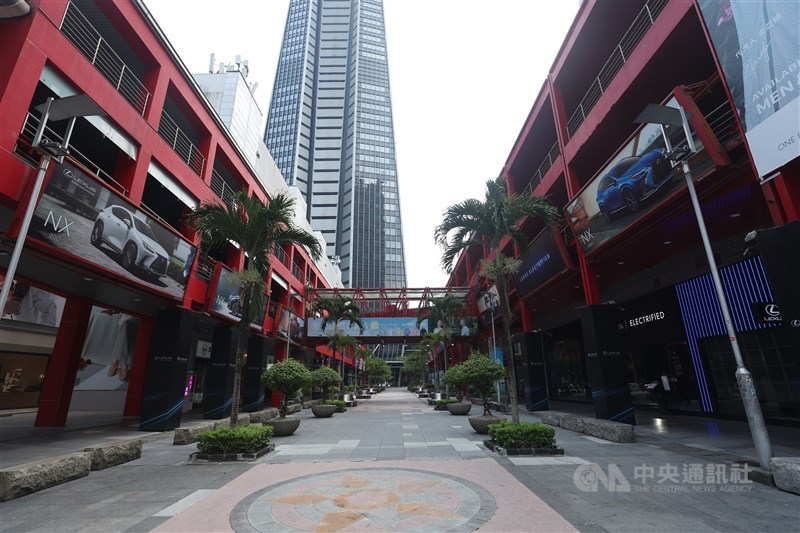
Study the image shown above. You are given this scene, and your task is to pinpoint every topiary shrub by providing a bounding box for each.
[434,399,458,410]
[326,400,347,412]
[262,358,312,417]
[196,425,273,454]
[448,352,505,416]
[311,366,343,401]
[487,420,556,449]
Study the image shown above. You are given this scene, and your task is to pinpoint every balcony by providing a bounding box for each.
[59,1,150,116]
[16,111,128,194]
[210,168,237,204]
[194,253,216,282]
[520,141,560,197]
[157,111,205,176]
[564,0,669,139]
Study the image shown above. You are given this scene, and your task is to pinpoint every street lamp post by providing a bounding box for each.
[635,103,773,470]
[0,95,105,314]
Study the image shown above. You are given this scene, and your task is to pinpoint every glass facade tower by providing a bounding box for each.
[264,0,406,288]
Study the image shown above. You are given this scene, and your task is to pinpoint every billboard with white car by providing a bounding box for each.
[29,160,195,300]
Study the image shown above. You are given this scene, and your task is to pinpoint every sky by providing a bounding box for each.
[144,0,581,288]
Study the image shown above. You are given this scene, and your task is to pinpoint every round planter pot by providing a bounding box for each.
[311,404,336,418]
[468,415,503,434]
[264,417,301,437]
[447,403,472,416]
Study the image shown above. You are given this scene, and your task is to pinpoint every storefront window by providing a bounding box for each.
[0,352,49,409]
[548,339,589,401]
[703,329,799,423]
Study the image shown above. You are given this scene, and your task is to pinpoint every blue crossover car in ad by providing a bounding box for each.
[595,148,677,223]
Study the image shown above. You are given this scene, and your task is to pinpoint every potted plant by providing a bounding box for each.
[454,351,506,432]
[442,364,472,415]
[310,366,341,418]
[261,358,311,436]
[193,425,275,461]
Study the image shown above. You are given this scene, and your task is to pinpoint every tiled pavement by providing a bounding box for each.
[0,390,797,532]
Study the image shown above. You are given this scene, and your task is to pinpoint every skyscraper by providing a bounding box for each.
[264,0,406,288]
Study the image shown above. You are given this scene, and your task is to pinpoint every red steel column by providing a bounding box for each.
[34,296,92,427]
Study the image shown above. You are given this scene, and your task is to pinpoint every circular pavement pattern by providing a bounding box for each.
[230,467,496,532]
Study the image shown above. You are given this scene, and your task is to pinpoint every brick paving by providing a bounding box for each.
[0,389,797,532]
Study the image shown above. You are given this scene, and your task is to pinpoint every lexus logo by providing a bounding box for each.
[765,304,781,317]
[63,168,73,178]
[791,319,800,328]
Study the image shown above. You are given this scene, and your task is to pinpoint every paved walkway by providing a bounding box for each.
[0,390,797,532]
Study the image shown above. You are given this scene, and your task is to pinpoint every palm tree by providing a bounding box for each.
[419,331,445,391]
[415,294,465,397]
[312,295,365,381]
[326,330,358,385]
[434,178,560,423]
[353,346,373,390]
[188,190,322,426]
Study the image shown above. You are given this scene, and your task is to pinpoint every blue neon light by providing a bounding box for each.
[674,257,778,414]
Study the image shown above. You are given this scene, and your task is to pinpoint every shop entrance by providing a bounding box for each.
[625,341,700,413]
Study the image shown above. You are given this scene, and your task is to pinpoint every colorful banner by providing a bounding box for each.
[30,161,195,300]
[698,0,800,180]
[564,97,715,254]
[307,317,429,338]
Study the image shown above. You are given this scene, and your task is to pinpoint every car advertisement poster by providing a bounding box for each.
[565,99,716,255]
[697,0,799,181]
[208,264,266,330]
[307,317,430,338]
[276,306,304,344]
[513,229,570,299]
[29,161,195,300]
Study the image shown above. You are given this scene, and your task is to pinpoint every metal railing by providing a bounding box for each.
[16,111,128,195]
[59,2,150,116]
[565,0,669,139]
[273,246,291,269]
[210,168,238,204]
[194,253,216,282]
[157,111,205,177]
[703,101,740,147]
[521,141,560,197]
[292,262,304,281]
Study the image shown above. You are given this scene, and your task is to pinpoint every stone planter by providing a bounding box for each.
[264,417,301,437]
[447,403,472,416]
[311,404,336,418]
[191,443,275,462]
[483,440,564,456]
[468,415,503,434]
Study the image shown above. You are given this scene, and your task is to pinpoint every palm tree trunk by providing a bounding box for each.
[443,342,449,398]
[496,270,520,424]
[229,288,253,426]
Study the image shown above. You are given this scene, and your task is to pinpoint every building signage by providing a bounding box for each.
[751,302,783,324]
[698,1,800,181]
[513,229,568,299]
[627,311,666,328]
[30,161,195,300]
[612,288,685,349]
[564,97,716,255]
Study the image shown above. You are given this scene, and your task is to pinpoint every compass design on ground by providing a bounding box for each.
[230,468,496,532]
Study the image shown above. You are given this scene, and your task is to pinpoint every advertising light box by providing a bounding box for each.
[564,97,717,255]
[29,161,195,300]
[307,317,430,338]
[513,229,570,299]
[208,264,266,330]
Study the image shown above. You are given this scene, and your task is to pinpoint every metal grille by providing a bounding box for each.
[59,2,150,116]
[157,111,205,176]
[565,0,669,139]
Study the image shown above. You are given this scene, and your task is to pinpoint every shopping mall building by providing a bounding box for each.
[450,0,799,425]
[0,0,343,429]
